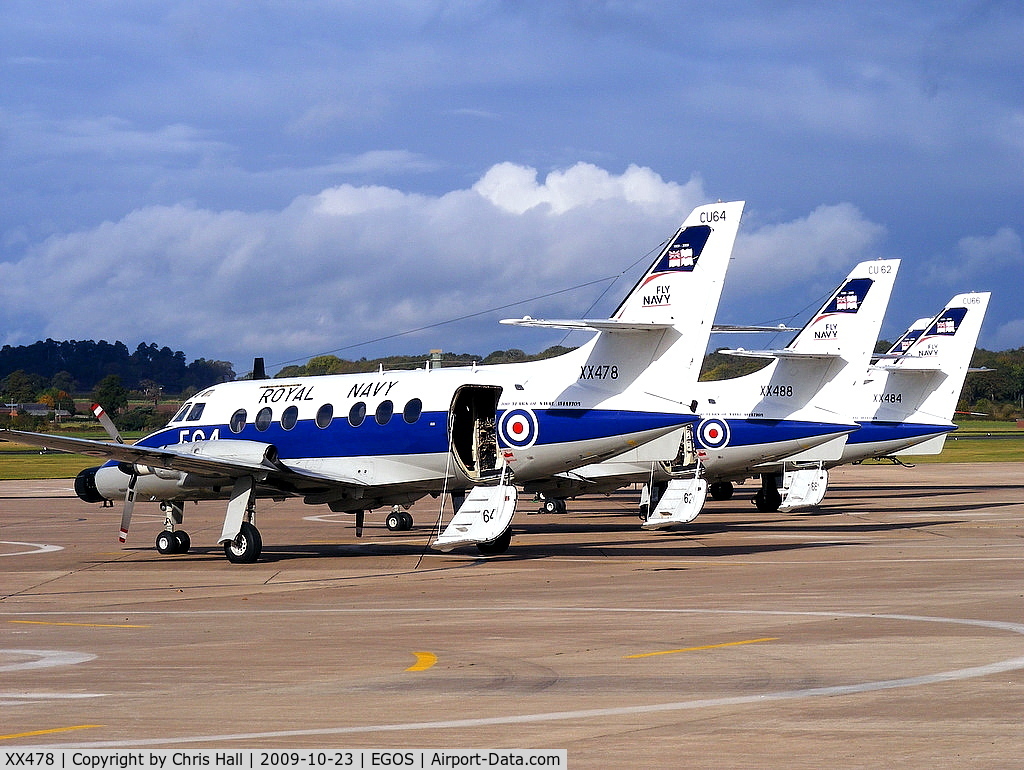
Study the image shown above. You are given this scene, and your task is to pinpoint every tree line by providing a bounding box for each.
[2,338,1021,430]
[0,339,234,399]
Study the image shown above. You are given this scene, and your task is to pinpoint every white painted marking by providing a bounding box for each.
[0,541,64,557]
[0,649,96,672]
[0,692,103,706]
[14,609,1024,749]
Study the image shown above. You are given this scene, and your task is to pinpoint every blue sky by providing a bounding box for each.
[2,1,1021,373]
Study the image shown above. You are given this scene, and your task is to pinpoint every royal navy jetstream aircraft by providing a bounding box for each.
[842,291,991,461]
[0,200,745,562]
[520,258,899,527]
[764,291,992,511]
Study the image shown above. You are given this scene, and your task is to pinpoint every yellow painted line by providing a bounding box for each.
[625,637,778,659]
[0,725,103,741]
[9,620,149,629]
[406,651,438,672]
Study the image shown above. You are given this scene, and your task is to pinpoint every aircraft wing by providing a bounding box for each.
[0,428,367,488]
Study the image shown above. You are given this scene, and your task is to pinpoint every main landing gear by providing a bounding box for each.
[753,472,783,512]
[223,521,262,564]
[385,506,414,531]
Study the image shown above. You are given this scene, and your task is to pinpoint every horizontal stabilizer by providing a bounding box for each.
[711,324,799,333]
[500,316,674,333]
[718,348,840,361]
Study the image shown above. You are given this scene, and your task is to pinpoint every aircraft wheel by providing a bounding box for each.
[155,530,178,555]
[542,499,560,514]
[399,512,414,530]
[709,482,734,501]
[385,511,403,531]
[753,490,781,512]
[173,531,191,554]
[638,503,650,521]
[476,527,512,556]
[224,521,262,564]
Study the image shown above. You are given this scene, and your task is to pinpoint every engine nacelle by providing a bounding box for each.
[74,466,108,503]
[180,439,280,467]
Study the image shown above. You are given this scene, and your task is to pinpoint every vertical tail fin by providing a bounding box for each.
[782,259,901,416]
[786,259,900,360]
[504,201,745,399]
[883,291,991,424]
[613,200,744,331]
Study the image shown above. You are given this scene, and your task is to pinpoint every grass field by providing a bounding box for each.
[2,421,1021,480]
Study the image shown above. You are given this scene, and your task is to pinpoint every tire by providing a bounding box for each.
[476,527,512,556]
[709,482,734,501]
[754,489,781,512]
[543,499,559,514]
[385,512,402,531]
[399,511,414,530]
[224,521,262,564]
[155,530,178,555]
[173,530,191,554]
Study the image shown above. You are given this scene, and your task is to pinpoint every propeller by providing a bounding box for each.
[91,403,137,543]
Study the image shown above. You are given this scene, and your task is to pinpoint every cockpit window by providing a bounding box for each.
[171,403,192,422]
[229,409,247,433]
[186,403,206,421]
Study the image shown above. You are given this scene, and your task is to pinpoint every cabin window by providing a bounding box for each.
[348,401,366,427]
[186,403,206,421]
[171,404,191,423]
[229,409,247,433]
[316,403,334,429]
[255,407,273,432]
[375,400,393,425]
[403,398,422,424]
[281,405,298,431]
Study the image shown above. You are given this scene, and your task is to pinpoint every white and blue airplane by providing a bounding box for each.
[519,258,900,526]
[0,200,745,562]
[841,291,991,461]
[713,290,990,513]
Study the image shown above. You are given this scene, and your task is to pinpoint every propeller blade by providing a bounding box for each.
[118,473,138,543]
[92,403,125,444]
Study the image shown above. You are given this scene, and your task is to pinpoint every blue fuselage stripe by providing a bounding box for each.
[846,421,956,445]
[135,408,699,459]
[698,419,849,449]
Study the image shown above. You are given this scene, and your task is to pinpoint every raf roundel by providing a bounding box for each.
[498,408,539,449]
[697,418,731,450]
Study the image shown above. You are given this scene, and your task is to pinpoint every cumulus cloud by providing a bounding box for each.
[0,162,896,369]
[935,226,1024,284]
[730,203,887,292]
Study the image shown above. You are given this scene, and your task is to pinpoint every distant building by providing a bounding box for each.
[5,403,71,418]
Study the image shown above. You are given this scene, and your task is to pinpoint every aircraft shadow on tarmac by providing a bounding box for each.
[107,512,969,564]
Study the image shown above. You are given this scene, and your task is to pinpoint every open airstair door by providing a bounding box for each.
[448,384,502,482]
[778,466,828,511]
[435,384,518,554]
[432,483,518,553]
[641,476,708,530]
